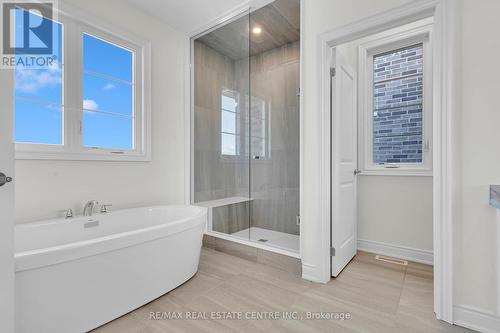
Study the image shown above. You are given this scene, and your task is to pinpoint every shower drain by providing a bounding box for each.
[258,239,268,242]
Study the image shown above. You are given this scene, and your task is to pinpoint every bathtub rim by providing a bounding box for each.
[15,205,207,273]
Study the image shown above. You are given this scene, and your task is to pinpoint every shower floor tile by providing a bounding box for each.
[231,227,300,252]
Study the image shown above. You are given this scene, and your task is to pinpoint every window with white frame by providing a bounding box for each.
[220,91,268,159]
[359,20,432,175]
[83,33,135,150]
[249,96,267,159]
[14,9,150,161]
[220,90,240,156]
[14,12,64,146]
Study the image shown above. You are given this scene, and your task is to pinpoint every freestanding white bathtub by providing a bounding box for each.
[14,205,207,333]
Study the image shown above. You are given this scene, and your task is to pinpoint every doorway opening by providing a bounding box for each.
[330,17,434,277]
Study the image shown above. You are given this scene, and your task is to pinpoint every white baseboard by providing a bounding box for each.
[454,305,500,333]
[357,239,433,265]
[302,263,327,283]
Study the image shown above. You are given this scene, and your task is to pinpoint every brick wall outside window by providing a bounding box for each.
[372,43,423,164]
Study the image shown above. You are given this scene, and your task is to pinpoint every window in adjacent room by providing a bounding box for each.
[359,20,432,175]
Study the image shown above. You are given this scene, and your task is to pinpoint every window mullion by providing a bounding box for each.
[62,20,83,153]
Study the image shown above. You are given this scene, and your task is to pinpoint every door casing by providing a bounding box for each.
[0,66,15,332]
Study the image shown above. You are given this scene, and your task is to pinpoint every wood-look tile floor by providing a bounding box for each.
[91,249,476,333]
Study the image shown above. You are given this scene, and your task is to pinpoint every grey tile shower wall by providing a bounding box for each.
[194,40,300,237]
[247,42,300,235]
[372,44,423,164]
[193,41,250,203]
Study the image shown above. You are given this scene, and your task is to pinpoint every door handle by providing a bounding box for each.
[0,172,13,187]
[354,169,362,175]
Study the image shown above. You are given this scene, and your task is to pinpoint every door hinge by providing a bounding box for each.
[330,67,336,77]
[330,247,336,256]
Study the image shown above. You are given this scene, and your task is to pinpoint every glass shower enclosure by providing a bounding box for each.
[191,0,300,255]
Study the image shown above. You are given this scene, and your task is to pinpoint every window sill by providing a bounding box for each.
[359,168,432,177]
[15,150,151,162]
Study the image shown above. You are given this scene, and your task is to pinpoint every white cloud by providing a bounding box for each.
[15,65,62,94]
[83,99,99,111]
[103,83,116,91]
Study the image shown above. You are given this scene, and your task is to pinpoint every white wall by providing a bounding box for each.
[457,0,500,316]
[15,0,187,223]
[358,176,433,251]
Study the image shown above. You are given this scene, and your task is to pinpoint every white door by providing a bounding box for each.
[330,46,358,277]
[0,68,15,332]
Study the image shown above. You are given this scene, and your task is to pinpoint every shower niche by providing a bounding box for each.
[191,0,300,255]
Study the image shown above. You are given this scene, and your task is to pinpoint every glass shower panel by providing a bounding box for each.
[249,0,301,252]
[193,13,251,238]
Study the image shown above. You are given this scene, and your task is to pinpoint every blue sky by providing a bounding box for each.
[15,10,134,150]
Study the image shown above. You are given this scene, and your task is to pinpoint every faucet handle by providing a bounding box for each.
[100,204,112,213]
[65,208,73,219]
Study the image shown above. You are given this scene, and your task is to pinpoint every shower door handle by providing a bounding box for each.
[0,172,13,187]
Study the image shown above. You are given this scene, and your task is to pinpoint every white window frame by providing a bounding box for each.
[358,18,433,176]
[220,89,241,158]
[249,95,268,160]
[14,6,151,161]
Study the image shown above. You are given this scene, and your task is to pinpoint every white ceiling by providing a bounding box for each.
[125,0,249,33]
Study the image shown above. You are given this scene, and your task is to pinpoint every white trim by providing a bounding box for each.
[14,2,152,161]
[316,0,457,323]
[497,211,500,317]
[357,19,433,176]
[453,305,500,333]
[205,231,300,259]
[0,57,15,333]
[184,33,193,204]
[357,239,433,265]
[186,0,274,38]
[301,263,318,282]
[298,0,304,273]
[188,3,249,39]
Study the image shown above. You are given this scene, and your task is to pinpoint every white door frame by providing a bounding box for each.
[0,67,15,332]
[317,0,459,323]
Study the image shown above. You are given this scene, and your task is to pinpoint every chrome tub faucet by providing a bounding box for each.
[83,200,99,216]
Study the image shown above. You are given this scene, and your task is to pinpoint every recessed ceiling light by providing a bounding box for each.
[252,26,262,34]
